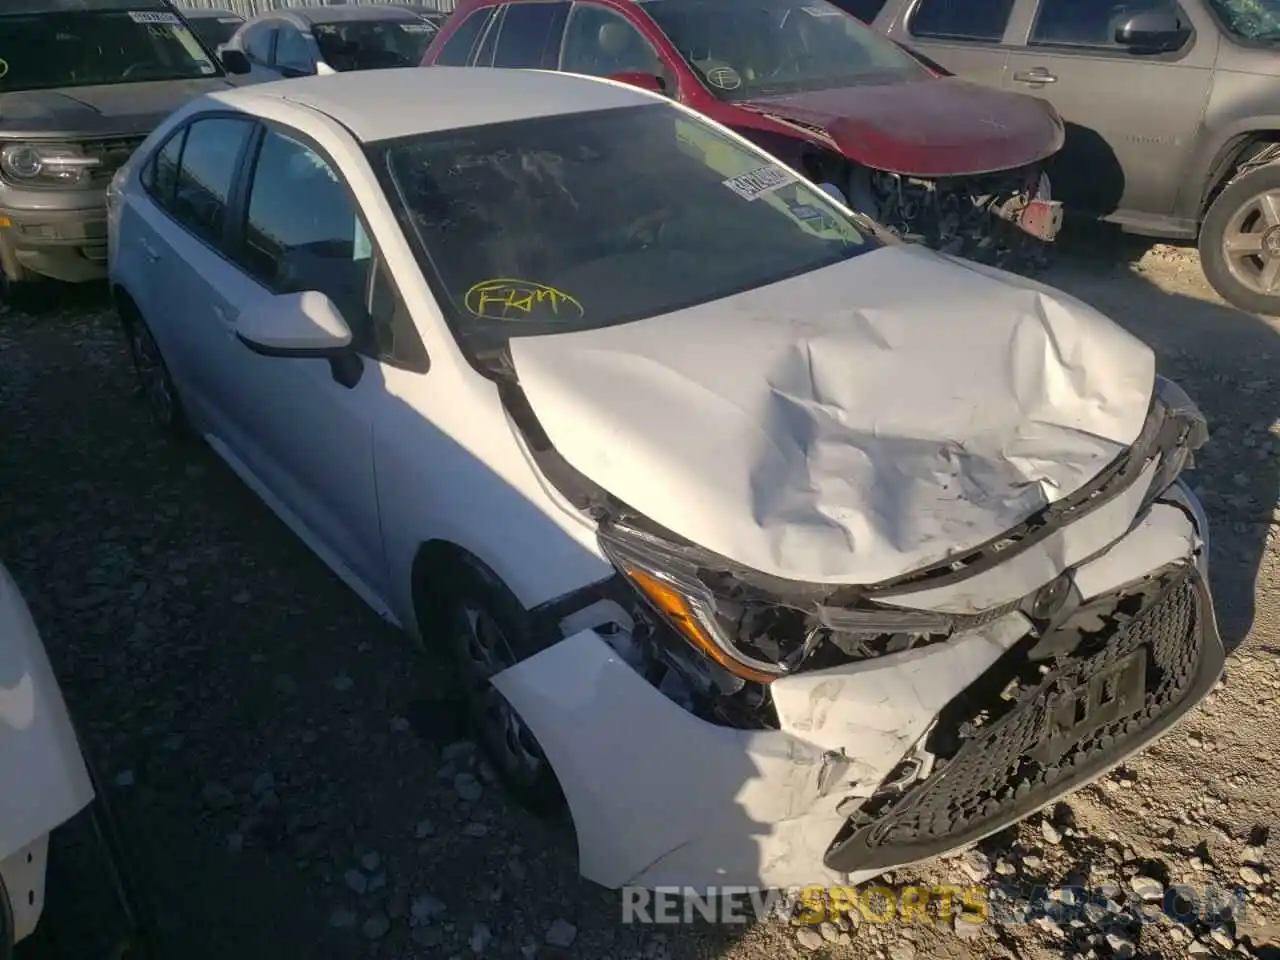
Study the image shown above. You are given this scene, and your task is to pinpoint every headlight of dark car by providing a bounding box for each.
[0,142,100,188]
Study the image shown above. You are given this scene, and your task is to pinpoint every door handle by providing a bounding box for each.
[139,238,161,263]
[1012,68,1058,85]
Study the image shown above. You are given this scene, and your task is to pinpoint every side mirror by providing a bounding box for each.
[219,48,252,75]
[237,291,363,387]
[237,291,352,356]
[1114,8,1189,51]
[315,61,338,76]
[607,71,666,95]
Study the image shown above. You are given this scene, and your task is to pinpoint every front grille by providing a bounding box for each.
[825,565,1222,873]
[82,137,146,185]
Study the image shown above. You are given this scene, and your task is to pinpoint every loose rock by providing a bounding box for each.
[361,912,391,940]
[470,922,493,953]
[795,927,824,951]
[545,918,577,949]
[454,773,483,802]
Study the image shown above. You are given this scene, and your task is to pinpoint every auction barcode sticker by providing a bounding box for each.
[722,164,795,201]
[128,10,181,24]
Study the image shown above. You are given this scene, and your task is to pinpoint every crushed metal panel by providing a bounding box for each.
[877,459,1160,614]
[0,565,94,862]
[510,243,1154,586]
[770,613,1031,768]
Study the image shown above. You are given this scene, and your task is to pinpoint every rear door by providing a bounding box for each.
[882,0,1019,88]
[1001,0,1214,221]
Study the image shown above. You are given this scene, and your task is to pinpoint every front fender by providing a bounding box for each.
[0,563,94,862]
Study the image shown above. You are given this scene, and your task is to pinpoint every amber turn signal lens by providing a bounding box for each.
[626,567,778,685]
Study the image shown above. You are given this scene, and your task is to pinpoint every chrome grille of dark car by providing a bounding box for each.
[81,136,146,184]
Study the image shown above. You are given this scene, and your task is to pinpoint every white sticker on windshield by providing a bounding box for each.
[400,23,435,33]
[722,164,796,202]
[127,10,182,24]
[801,4,844,15]
[218,17,242,23]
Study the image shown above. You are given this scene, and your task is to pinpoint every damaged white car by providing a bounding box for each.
[1,561,153,957]
[106,67,1223,891]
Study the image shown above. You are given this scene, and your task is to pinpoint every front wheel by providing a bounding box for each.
[120,310,190,441]
[436,566,566,818]
[1200,162,1280,315]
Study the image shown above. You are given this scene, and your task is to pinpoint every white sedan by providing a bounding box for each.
[106,67,1223,891]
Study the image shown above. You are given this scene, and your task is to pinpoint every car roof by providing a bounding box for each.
[207,67,658,143]
[251,4,422,27]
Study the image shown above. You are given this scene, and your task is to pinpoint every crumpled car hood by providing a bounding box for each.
[510,243,1155,586]
[738,77,1065,178]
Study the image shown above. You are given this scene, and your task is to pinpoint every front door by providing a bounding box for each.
[885,0,1017,89]
[1002,0,1215,221]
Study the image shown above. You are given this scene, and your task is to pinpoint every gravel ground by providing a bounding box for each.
[3,232,1279,960]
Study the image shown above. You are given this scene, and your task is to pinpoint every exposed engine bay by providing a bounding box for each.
[804,151,1061,274]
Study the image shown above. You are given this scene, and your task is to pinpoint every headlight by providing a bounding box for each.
[0,142,100,187]
[598,522,789,685]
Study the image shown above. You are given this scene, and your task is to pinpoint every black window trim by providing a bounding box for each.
[226,117,431,375]
[904,0,1018,45]
[1024,0,1197,60]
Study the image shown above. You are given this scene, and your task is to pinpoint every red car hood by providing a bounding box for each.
[739,77,1064,178]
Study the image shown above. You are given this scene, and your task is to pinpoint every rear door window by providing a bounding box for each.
[908,0,1014,41]
[491,2,570,67]
[435,6,499,64]
[1030,0,1186,48]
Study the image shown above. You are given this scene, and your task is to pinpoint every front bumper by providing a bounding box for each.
[0,204,109,283]
[491,488,1221,890]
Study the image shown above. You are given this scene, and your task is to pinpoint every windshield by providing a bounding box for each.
[187,15,243,49]
[313,19,437,70]
[1206,0,1280,40]
[0,9,219,92]
[639,0,927,100]
[376,103,876,342]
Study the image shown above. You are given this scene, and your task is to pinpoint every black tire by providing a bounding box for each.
[118,306,191,442]
[1200,162,1280,315]
[427,562,566,818]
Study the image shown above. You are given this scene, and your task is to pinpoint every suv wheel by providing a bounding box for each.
[1201,162,1280,315]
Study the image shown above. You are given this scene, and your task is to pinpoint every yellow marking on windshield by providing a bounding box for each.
[464,279,583,321]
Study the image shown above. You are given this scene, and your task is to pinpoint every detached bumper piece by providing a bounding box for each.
[825,564,1223,873]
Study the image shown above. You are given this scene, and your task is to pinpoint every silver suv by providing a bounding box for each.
[0,0,243,301]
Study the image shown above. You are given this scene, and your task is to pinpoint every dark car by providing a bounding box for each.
[177,6,245,50]
[222,3,438,82]
[421,0,1068,272]
[846,0,1280,314]
[0,0,244,300]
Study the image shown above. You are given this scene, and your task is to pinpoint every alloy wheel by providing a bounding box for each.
[1220,188,1280,297]
[127,323,176,429]
[452,604,548,784]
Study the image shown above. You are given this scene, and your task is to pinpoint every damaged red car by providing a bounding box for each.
[421,0,1066,270]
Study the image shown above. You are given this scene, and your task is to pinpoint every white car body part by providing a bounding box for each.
[106,69,1223,892]
[0,562,94,947]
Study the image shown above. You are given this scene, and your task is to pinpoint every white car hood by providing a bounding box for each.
[509,243,1155,585]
